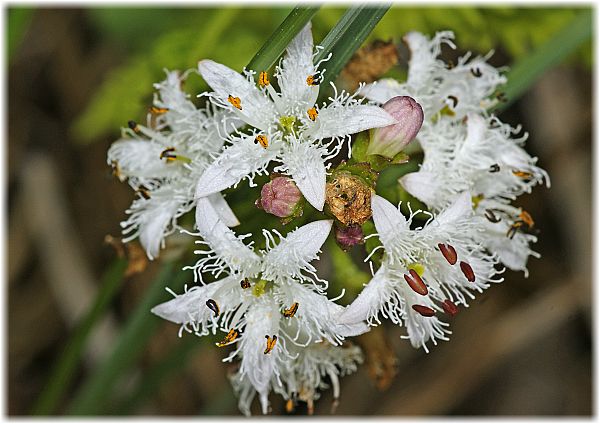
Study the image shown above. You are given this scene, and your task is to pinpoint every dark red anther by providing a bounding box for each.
[403,269,428,296]
[459,261,475,282]
[438,243,457,265]
[412,304,436,317]
[442,299,459,316]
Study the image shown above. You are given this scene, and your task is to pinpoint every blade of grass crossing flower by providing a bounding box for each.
[316,4,391,90]
[496,8,592,111]
[246,5,320,74]
[30,258,128,415]
[67,262,190,415]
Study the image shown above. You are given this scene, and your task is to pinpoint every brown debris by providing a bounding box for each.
[104,235,149,277]
[325,173,373,226]
[340,39,399,91]
[358,327,398,391]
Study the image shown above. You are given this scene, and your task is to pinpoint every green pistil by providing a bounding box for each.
[252,279,269,297]
[279,115,297,134]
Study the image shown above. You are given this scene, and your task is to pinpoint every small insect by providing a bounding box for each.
[160,147,177,162]
[127,120,140,132]
[215,329,238,347]
[150,106,169,114]
[459,261,476,282]
[306,74,321,86]
[240,278,251,289]
[489,163,500,173]
[412,304,436,317]
[437,243,458,265]
[484,209,501,223]
[227,95,242,110]
[447,95,458,109]
[254,134,269,148]
[283,302,299,318]
[137,186,151,200]
[471,67,482,77]
[258,71,270,88]
[206,299,220,317]
[307,107,318,121]
[264,335,278,354]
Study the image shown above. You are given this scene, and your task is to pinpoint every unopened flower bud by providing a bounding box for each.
[257,176,303,219]
[367,96,424,158]
[335,225,364,251]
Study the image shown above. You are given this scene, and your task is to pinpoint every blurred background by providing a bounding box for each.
[7,5,592,416]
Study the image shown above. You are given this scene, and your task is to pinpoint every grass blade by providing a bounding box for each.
[67,262,190,415]
[30,258,128,415]
[316,4,391,90]
[496,8,592,111]
[246,5,320,73]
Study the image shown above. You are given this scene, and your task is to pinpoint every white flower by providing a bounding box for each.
[152,198,367,414]
[336,192,502,351]
[194,22,397,211]
[400,113,550,274]
[107,69,241,259]
[362,31,506,123]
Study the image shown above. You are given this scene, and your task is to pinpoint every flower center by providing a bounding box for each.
[279,115,297,134]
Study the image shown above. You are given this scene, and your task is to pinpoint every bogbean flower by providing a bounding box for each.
[152,198,367,414]
[107,70,241,259]
[336,192,502,351]
[362,31,506,123]
[400,113,550,274]
[194,22,397,211]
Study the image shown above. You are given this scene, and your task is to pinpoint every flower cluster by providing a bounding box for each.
[107,25,548,415]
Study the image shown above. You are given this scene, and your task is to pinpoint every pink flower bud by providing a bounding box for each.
[367,96,424,158]
[334,225,364,251]
[258,176,303,218]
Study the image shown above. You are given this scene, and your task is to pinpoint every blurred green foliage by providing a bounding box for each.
[6,6,585,144]
[7,7,34,61]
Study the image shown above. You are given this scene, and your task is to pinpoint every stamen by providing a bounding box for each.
[160,147,176,161]
[403,270,428,296]
[495,91,508,103]
[264,335,277,354]
[258,71,270,88]
[307,107,318,121]
[110,160,122,180]
[150,106,169,114]
[283,302,299,318]
[506,221,524,239]
[438,243,457,265]
[206,299,220,317]
[128,120,140,132]
[240,278,251,289]
[215,329,238,347]
[306,74,321,86]
[227,95,242,110]
[459,261,476,282]
[412,304,435,317]
[137,187,151,200]
[286,399,295,413]
[519,210,535,228]
[512,170,533,179]
[447,95,458,109]
[489,164,500,173]
[254,134,269,148]
[484,209,501,223]
[471,67,482,77]
[442,299,459,316]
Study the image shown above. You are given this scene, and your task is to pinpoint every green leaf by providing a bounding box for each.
[31,258,128,415]
[67,262,190,415]
[7,7,35,62]
[315,4,391,90]
[247,5,320,73]
[495,8,592,111]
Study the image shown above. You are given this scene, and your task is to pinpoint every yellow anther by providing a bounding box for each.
[258,71,270,88]
[227,95,242,110]
[307,107,318,121]
[264,335,278,354]
[150,106,169,114]
[512,170,533,179]
[471,194,484,210]
[283,302,299,318]
[159,147,191,164]
[306,74,321,86]
[254,134,269,148]
[216,329,239,347]
[240,278,251,289]
[519,210,535,229]
[137,187,151,200]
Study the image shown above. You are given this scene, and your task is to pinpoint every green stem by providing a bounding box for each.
[30,257,128,415]
[67,262,190,415]
[496,8,592,111]
[246,5,320,73]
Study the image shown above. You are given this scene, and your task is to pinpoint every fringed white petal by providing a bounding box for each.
[307,104,397,140]
[362,79,405,104]
[207,192,240,227]
[371,194,407,235]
